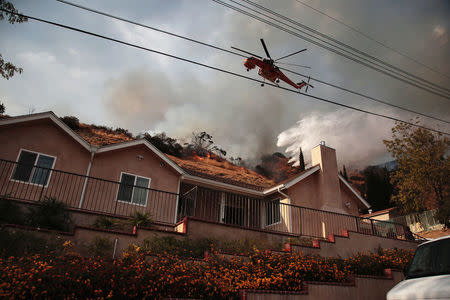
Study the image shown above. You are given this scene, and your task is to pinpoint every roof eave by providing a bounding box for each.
[338,174,371,209]
[181,174,264,196]
[0,111,92,152]
[96,139,185,175]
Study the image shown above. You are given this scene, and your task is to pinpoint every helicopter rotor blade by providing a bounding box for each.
[275,48,307,61]
[231,46,263,59]
[260,38,272,59]
[276,62,311,69]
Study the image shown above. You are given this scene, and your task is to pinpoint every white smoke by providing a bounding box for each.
[276,109,396,168]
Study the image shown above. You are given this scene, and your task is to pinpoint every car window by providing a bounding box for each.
[407,238,450,279]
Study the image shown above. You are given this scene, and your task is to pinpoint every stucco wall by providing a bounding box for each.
[0,120,182,223]
[85,145,181,223]
[0,119,91,173]
[339,180,361,216]
[311,144,344,212]
[286,172,321,209]
[243,271,404,300]
[283,172,360,237]
[0,120,91,205]
[291,230,418,258]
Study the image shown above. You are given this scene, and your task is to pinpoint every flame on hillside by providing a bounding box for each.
[191,152,204,161]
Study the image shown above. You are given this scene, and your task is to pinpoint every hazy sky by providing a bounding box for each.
[1,0,449,168]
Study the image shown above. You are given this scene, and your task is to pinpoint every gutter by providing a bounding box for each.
[181,174,263,197]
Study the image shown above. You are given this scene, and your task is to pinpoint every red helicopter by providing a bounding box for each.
[232,39,314,91]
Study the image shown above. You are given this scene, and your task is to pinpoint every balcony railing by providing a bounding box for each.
[177,185,425,241]
[0,159,178,224]
[0,158,424,241]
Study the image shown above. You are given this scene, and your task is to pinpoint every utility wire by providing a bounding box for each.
[55,0,450,124]
[2,8,448,136]
[294,0,450,79]
[213,0,450,100]
[239,0,450,95]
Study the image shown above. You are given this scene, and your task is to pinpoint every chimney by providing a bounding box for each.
[311,142,345,213]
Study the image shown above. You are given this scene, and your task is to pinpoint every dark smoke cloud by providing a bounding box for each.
[5,0,444,167]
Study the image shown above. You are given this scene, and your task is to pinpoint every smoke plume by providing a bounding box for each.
[277,109,396,168]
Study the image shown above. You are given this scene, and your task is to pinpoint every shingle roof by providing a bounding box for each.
[73,123,275,190]
[75,124,133,146]
[167,155,275,190]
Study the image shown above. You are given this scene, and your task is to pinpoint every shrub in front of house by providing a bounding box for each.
[140,235,214,259]
[92,216,127,231]
[0,197,24,225]
[87,236,114,258]
[26,197,72,231]
[218,238,281,255]
[129,211,152,227]
[345,248,414,276]
[0,247,414,299]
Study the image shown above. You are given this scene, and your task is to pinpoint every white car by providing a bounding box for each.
[386,235,450,300]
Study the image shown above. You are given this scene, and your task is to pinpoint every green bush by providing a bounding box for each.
[219,238,281,254]
[92,216,126,230]
[284,236,314,247]
[27,197,72,231]
[129,211,152,227]
[93,216,115,229]
[60,116,80,130]
[88,236,113,257]
[137,237,281,258]
[0,198,24,225]
[141,236,214,258]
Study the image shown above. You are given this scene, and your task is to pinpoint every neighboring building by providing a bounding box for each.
[360,207,400,222]
[363,207,444,234]
[0,112,371,239]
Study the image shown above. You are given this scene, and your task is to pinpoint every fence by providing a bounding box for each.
[0,159,178,224]
[392,209,443,233]
[176,185,423,241]
[1,158,422,241]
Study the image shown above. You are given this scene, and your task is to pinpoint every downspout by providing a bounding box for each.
[78,149,96,209]
[277,187,293,233]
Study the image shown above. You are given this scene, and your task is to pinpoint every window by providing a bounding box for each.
[117,173,150,206]
[265,199,281,226]
[11,149,56,186]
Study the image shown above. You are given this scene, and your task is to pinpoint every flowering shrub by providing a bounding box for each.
[345,248,414,276]
[0,247,414,299]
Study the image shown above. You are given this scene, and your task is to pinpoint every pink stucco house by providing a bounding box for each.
[0,111,387,239]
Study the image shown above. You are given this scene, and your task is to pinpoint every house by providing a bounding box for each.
[1,111,377,240]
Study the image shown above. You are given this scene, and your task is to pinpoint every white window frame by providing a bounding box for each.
[116,172,151,207]
[10,148,57,188]
[265,198,282,227]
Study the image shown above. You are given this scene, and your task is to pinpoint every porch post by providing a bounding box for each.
[173,178,181,224]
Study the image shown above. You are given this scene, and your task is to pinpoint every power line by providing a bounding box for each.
[2,8,448,136]
[239,0,450,95]
[235,0,450,96]
[212,0,450,99]
[56,0,450,124]
[294,0,450,79]
[283,67,450,124]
